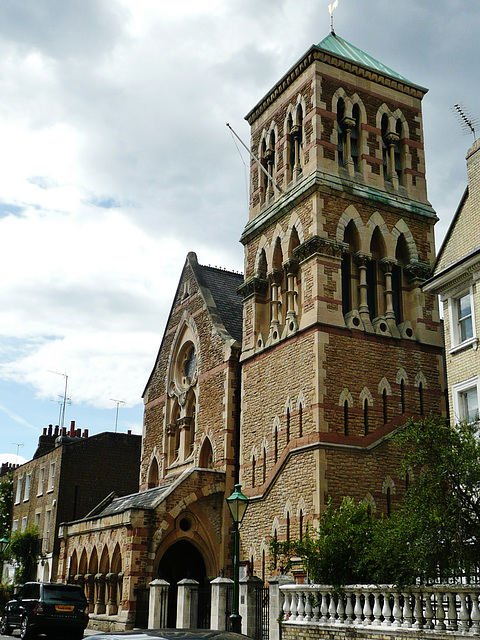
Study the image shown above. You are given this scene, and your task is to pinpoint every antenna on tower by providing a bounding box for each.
[48,371,69,429]
[110,398,126,433]
[452,103,478,141]
[328,0,339,34]
[12,442,24,464]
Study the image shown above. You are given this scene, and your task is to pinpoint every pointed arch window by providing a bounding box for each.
[286,512,290,542]
[351,104,360,171]
[252,456,256,488]
[262,448,267,485]
[274,425,278,463]
[363,399,369,435]
[286,408,290,443]
[298,404,303,438]
[344,400,349,435]
[341,219,360,317]
[400,380,406,413]
[418,382,424,415]
[299,510,303,540]
[394,119,403,185]
[337,98,346,167]
[382,389,388,424]
[381,114,389,182]
[286,114,295,183]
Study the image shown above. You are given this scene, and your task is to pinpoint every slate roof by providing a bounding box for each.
[317,32,424,89]
[92,485,172,517]
[197,264,244,344]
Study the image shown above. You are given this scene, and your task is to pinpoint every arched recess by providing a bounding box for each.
[89,547,99,574]
[100,546,110,573]
[199,437,214,469]
[148,457,159,488]
[69,550,78,581]
[157,540,208,629]
[79,549,87,574]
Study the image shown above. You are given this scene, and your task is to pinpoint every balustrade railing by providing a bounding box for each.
[279,584,480,634]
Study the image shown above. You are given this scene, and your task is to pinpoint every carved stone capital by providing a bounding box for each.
[178,416,193,430]
[340,116,356,131]
[268,268,284,285]
[385,131,399,146]
[294,236,348,262]
[291,124,302,141]
[404,261,432,283]
[283,258,300,275]
[237,277,269,301]
[166,423,176,436]
[379,258,397,274]
[352,252,370,267]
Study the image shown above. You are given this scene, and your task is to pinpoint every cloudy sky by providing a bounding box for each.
[0,0,478,463]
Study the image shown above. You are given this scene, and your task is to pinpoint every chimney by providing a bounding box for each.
[69,421,75,437]
[48,424,53,436]
[466,139,480,213]
[54,425,59,436]
[82,429,89,438]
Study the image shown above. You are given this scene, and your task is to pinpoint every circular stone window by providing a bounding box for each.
[179,517,192,532]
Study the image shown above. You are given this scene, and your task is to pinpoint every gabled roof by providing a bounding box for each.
[86,485,172,518]
[317,33,419,86]
[143,252,243,397]
[192,261,244,345]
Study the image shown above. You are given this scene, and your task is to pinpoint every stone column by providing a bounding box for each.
[84,573,95,613]
[268,575,295,640]
[239,575,263,638]
[94,573,106,615]
[210,577,234,630]
[106,573,118,616]
[176,579,199,629]
[353,253,372,330]
[149,579,169,629]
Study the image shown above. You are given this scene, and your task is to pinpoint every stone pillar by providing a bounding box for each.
[268,575,295,640]
[106,573,118,616]
[210,577,234,630]
[149,579,169,629]
[84,574,95,613]
[94,573,106,615]
[176,579,199,629]
[239,575,263,638]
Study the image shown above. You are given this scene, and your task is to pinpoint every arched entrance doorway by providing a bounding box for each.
[158,540,208,628]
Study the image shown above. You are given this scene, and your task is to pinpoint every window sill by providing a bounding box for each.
[449,336,478,355]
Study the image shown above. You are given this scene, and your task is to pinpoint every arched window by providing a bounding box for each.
[148,458,159,488]
[298,404,303,438]
[337,98,346,167]
[381,114,389,182]
[286,114,295,183]
[344,400,349,435]
[286,512,290,542]
[262,448,267,485]
[274,424,278,463]
[367,227,386,320]
[400,380,406,413]
[341,219,360,316]
[199,438,214,469]
[351,104,360,171]
[364,399,369,435]
[260,139,268,204]
[394,119,403,185]
[286,408,290,443]
[418,382,424,415]
[299,510,303,540]
[382,389,388,424]
[393,233,409,324]
[252,456,256,488]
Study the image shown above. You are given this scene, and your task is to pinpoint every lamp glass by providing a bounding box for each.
[226,484,249,524]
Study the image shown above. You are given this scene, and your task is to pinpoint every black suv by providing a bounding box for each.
[0,581,89,639]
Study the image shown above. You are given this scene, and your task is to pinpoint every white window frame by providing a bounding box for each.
[449,286,477,353]
[12,519,18,532]
[37,466,45,496]
[15,477,23,505]
[47,462,56,492]
[21,516,28,532]
[24,473,32,502]
[452,376,480,424]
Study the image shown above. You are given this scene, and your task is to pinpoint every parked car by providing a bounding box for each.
[87,631,253,640]
[0,581,89,639]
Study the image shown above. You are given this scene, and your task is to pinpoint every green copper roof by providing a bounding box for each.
[318,32,420,87]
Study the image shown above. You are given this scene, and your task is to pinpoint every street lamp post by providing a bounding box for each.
[226,484,249,634]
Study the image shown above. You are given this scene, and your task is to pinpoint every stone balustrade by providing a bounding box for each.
[279,583,480,634]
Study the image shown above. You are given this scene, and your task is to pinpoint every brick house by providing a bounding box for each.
[57,32,445,632]
[424,138,480,421]
[10,423,141,583]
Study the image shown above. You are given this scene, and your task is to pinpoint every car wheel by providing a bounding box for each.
[0,614,13,635]
[19,616,35,639]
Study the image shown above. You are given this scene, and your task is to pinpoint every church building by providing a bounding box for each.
[57,32,445,632]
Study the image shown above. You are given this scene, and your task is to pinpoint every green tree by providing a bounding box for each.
[0,472,13,539]
[272,415,480,586]
[8,528,39,584]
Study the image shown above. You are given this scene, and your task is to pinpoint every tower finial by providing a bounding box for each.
[328,0,339,34]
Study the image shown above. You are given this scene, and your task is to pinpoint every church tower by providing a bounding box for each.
[238,33,445,578]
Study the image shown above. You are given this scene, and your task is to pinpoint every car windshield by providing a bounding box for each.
[43,586,85,603]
